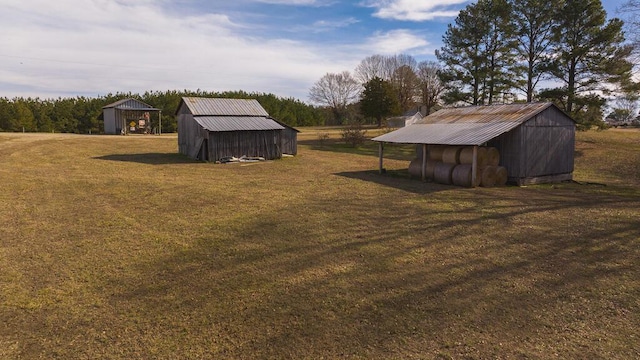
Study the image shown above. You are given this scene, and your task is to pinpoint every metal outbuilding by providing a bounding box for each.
[102,98,161,135]
[176,97,298,162]
[372,102,576,186]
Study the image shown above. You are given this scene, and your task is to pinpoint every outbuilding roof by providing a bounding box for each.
[180,97,269,117]
[373,102,571,145]
[195,116,284,132]
[102,98,159,111]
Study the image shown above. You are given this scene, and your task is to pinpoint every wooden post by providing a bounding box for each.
[471,145,478,188]
[159,110,162,135]
[422,144,427,181]
[378,142,384,174]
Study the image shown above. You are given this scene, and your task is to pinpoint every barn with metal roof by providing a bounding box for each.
[102,98,161,135]
[373,102,576,186]
[176,97,298,162]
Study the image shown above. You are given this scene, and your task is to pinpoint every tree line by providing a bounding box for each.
[0,90,327,133]
[309,0,639,129]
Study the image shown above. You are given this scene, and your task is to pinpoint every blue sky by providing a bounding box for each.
[0,0,629,102]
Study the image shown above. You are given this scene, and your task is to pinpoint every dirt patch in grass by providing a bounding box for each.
[1,131,639,359]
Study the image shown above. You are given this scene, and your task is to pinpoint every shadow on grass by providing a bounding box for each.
[93,153,197,165]
[335,169,450,194]
[298,139,416,161]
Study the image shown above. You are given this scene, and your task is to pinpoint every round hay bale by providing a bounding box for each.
[428,145,446,161]
[433,162,456,185]
[486,147,500,166]
[459,146,488,167]
[426,160,437,179]
[480,166,497,187]
[495,166,508,186]
[442,146,462,164]
[477,147,488,167]
[452,164,473,187]
[409,158,439,179]
[408,158,422,178]
[458,147,473,164]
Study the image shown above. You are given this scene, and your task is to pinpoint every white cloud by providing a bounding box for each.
[363,29,430,55]
[362,0,468,21]
[0,0,353,100]
[254,0,331,5]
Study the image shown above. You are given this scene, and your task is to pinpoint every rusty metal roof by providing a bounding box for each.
[181,97,269,117]
[417,102,554,124]
[102,98,159,111]
[195,116,284,132]
[373,102,564,145]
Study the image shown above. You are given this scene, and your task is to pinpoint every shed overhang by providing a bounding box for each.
[372,122,522,146]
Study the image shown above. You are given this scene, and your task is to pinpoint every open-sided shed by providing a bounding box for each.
[102,98,161,135]
[372,102,576,186]
[176,97,297,162]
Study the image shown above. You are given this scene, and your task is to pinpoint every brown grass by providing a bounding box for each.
[1,130,639,359]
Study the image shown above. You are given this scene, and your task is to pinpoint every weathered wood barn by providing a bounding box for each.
[102,98,161,135]
[176,97,298,162]
[373,102,576,185]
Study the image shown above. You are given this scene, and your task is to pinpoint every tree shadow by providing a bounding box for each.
[93,153,197,165]
[335,169,452,194]
[298,139,415,161]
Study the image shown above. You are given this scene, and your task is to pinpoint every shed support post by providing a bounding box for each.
[379,142,384,174]
[421,144,427,181]
[159,111,162,135]
[472,145,478,188]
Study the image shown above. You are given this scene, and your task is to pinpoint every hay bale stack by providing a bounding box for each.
[408,158,422,178]
[486,147,500,166]
[434,162,456,185]
[428,145,446,161]
[451,164,482,187]
[442,146,462,164]
[409,158,438,179]
[480,166,497,187]
[459,146,488,167]
[495,166,508,186]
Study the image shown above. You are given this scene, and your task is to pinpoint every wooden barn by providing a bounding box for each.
[176,97,298,162]
[373,102,576,186]
[102,98,161,135]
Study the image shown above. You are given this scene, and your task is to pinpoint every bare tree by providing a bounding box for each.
[620,0,640,78]
[386,54,419,112]
[309,71,360,124]
[354,55,387,84]
[416,61,445,115]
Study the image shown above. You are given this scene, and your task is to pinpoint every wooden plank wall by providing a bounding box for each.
[489,107,575,183]
[209,130,283,161]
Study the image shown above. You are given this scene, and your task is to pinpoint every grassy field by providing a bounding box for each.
[1,129,639,359]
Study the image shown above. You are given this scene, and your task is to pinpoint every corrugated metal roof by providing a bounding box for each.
[182,97,269,116]
[195,116,284,132]
[373,122,523,145]
[373,102,566,145]
[102,98,159,110]
[415,102,553,124]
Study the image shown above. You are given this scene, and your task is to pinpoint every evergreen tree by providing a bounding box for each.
[510,0,559,102]
[359,77,400,127]
[541,0,633,127]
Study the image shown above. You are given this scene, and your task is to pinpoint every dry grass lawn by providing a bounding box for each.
[1,129,639,359]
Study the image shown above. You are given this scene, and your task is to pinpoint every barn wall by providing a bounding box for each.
[281,127,298,155]
[103,108,117,134]
[208,130,283,161]
[489,107,575,184]
[177,110,207,159]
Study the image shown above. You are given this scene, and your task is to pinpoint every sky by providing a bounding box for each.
[0,0,630,103]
